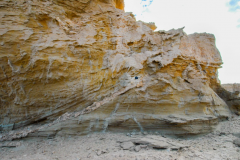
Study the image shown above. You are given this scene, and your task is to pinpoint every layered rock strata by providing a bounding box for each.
[0,0,230,137]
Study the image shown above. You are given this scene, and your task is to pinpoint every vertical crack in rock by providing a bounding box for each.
[102,103,120,133]
[133,116,144,133]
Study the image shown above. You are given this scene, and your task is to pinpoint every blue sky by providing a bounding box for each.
[228,0,240,27]
[125,0,240,84]
[228,0,240,11]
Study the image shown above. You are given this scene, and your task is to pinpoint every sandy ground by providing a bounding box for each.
[0,117,240,160]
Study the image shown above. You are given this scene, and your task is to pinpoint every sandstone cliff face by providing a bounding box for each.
[0,0,230,136]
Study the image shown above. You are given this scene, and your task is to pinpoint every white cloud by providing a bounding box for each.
[125,0,240,84]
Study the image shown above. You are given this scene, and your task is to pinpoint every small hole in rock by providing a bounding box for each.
[135,76,138,79]
[134,143,141,145]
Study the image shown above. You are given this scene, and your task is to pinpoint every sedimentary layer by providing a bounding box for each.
[0,0,230,136]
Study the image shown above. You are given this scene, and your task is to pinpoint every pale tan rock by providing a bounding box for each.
[0,0,231,139]
[222,83,240,93]
[120,141,134,150]
[220,83,240,115]
[140,21,157,31]
[134,145,141,152]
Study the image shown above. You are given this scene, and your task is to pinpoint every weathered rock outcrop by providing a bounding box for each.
[0,0,231,138]
[222,84,240,92]
[220,84,240,115]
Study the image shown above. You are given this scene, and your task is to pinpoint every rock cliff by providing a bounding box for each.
[0,0,231,139]
[221,84,240,115]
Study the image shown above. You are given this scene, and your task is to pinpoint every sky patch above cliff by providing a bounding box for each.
[228,0,240,11]
[125,0,240,84]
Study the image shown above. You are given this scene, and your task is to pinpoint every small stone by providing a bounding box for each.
[135,145,141,152]
[120,141,135,150]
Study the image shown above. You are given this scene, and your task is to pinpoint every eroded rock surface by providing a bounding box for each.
[2,118,240,160]
[118,135,189,152]
[219,84,240,115]
[0,0,231,138]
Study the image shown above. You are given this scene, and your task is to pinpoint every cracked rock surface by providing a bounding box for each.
[0,0,232,138]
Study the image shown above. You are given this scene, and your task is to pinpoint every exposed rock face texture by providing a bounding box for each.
[0,0,230,136]
[221,84,240,115]
[222,84,240,92]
